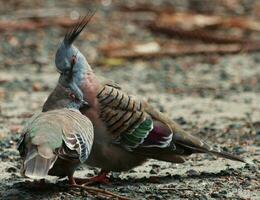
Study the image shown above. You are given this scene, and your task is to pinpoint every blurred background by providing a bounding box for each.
[0,0,259,199]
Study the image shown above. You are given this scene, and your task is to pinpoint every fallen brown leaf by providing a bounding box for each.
[0,88,6,100]
[148,22,249,44]
[100,41,260,59]
[0,17,87,32]
[9,125,23,133]
[32,82,42,92]
[17,112,34,119]
[156,12,260,32]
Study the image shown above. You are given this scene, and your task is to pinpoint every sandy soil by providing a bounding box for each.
[0,0,260,199]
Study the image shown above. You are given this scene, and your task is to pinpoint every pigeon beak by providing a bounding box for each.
[81,99,89,107]
[56,69,62,74]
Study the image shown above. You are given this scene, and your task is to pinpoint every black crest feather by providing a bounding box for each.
[64,11,95,46]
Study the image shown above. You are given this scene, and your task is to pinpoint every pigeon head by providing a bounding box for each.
[42,82,88,112]
[55,14,94,85]
[64,85,88,110]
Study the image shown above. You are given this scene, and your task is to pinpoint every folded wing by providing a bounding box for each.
[18,108,94,179]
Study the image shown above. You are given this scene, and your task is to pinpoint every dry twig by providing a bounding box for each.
[70,184,131,200]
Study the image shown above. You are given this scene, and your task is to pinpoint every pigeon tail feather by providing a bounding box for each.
[177,142,245,163]
[22,147,57,179]
[209,149,245,163]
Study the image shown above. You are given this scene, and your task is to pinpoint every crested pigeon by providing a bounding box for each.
[18,85,94,185]
[50,15,245,183]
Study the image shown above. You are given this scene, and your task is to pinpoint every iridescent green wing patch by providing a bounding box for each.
[120,118,153,151]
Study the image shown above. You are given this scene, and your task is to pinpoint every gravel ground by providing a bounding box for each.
[0,0,259,199]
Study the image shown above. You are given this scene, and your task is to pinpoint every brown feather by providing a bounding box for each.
[96,79,244,162]
[97,84,147,137]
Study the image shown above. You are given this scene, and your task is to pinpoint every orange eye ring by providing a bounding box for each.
[71,55,77,65]
[69,93,76,100]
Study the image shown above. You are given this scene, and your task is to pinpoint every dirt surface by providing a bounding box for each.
[0,0,260,199]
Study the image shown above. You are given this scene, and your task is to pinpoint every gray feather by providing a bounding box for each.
[22,147,57,179]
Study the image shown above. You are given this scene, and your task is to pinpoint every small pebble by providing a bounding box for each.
[186,169,199,176]
[211,192,222,198]
[6,167,17,173]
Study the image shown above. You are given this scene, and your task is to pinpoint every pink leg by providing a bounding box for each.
[85,169,110,185]
[68,170,110,185]
[68,175,77,185]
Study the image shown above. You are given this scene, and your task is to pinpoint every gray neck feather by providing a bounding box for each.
[74,60,92,86]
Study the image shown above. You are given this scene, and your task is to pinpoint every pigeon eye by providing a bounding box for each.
[71,55,77,65]
[69,92,81,102]
[69,93,76,100]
